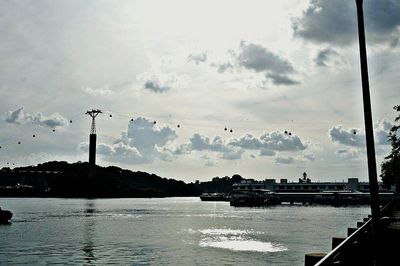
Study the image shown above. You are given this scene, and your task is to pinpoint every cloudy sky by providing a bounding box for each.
[1,0,399,182]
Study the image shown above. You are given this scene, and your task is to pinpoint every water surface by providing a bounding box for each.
[0,198,370,265]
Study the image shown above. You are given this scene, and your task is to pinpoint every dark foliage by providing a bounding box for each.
[0,161,201,198]
[381,105,400,192]
[197,174,243,193]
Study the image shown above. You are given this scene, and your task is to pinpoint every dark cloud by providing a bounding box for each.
[390,37,399,48]
[259,149,276,157]
[211,62,234,73]
[303,154,316,162]
[266,73,300,85]
[188,52,207,64]
[144,80,171,93]
[237,41,294,74]
[137,72,187,93]
[335,148,361,159]
[220,149,245,160]
[4,107,68,128]
[364,0,400,40]
[293,0,400,46]
[329,121,393,147]
[209,42,299,86]
[374,119,394,145]
[314,48,339,67]
[329,125,365,147]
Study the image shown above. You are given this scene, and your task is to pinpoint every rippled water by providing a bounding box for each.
[0,198,370,265]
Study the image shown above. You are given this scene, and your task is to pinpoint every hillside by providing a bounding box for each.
[0,161,201,198]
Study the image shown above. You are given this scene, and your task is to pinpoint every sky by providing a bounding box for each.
[1,0,399,182]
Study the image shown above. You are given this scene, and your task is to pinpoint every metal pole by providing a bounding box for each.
[355,0,380,224]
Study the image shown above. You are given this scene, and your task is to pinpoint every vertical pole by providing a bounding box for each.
[86,110,101,178]
[355,2,381,264]
[355,0,380,222]
[89,133,96,166]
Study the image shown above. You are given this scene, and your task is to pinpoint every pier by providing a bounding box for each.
[229,190,394,207]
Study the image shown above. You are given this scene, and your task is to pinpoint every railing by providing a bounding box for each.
[314,199,395,266]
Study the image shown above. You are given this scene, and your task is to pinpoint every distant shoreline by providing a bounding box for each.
[0,161,242,198]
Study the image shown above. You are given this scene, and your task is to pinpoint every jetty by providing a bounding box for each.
[230,190,394,207]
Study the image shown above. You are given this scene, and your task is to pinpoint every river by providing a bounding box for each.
[0,197,370,265]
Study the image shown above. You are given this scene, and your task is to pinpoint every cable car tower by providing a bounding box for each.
[85,109,102,167]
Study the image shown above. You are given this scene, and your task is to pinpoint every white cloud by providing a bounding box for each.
[185,133,244,160]
[274,156,295,164]
[4,107,68,128]
[329,125,365,147]
[173,130,308,161]
[201,154,216,167]
[79,140,144,163]
[78,117,177,164]
[257,131,307,151]
[211,62,234,73]
[127,117,177,148]
[229,131,307,151]
[188,51,207,64]
[82,86,114,96]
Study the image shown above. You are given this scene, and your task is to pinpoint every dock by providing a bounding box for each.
[230,191,395,207]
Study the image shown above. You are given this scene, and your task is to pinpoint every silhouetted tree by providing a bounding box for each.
[381,105,400,193]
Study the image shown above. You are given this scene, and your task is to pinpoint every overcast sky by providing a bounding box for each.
[1,0,399,182]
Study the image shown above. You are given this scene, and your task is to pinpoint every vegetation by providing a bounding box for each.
[0,161,243,198]
[0,161,201,198]
[197,174,243,194]
[381,105,400,193]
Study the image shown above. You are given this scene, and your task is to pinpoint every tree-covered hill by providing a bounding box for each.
[0,161,201,198]
[0,161,243,198]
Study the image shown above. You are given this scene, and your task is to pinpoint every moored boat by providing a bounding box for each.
[0,207,13,224]
[200,192,230,201]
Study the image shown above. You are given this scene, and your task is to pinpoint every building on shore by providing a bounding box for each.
[232,177,395,193]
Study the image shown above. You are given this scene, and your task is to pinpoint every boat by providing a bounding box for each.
[200,192,230,201]
[230,189,277,207]
[0,207,13,224]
